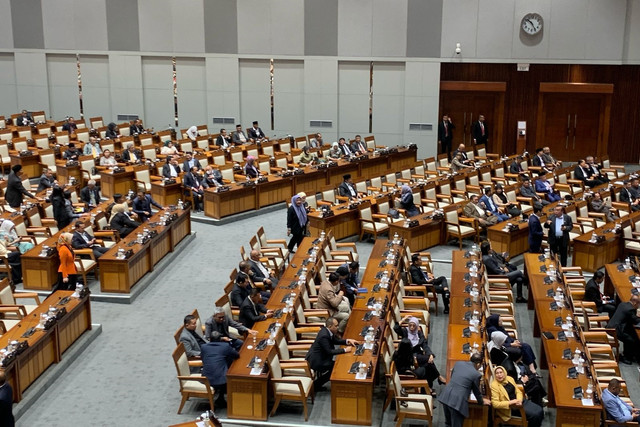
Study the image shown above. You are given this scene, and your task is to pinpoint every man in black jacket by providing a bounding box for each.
[37,168,56,192]
[80,179,101,208]
[238,289,273,329]
[544,205,573,266]
[584,271,616,318]
[338,174,359,199]
[0,371,14,427]
[132,190,163,221]
[606,295,640,364]
[229,273,252,307]
[437,114,455,158]
[409,253,450,313]
[5,165,37,208]
[204,307,253,350]
[305,317,358,390]
[481,240,527,303]
[71,221,109,259]
[618,179,640,211]
[472,114,488,145]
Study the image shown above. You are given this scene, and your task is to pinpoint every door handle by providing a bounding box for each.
[566,114,570,149]
[573,114,577,149]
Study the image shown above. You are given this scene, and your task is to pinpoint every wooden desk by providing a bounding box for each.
[547,364,602,426]
[56,163,81,186]
[487,219,530,257]
[100,168,136,199]
[388,216,443,252]
[10,153,41,178]
[291,168,327,195]
[204,184,256,220]
[572,222,625,273]
[256,175,291,208]
[151,178,182,206]
[98,208,191,293]
[307,207,361,240]
[1,290,91,402]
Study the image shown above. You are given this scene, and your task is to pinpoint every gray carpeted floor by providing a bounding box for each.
[16,203,640,427]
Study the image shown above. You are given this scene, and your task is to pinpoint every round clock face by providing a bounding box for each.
[521,13,543,35]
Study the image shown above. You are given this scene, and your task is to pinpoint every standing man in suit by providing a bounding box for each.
[201,331,240,408]
[544,205,573,266]
[0,371,14,427]
[438,352,491,427]
[15,109,32,126]
[528,204,544,253]
[606,295,640,364]
[437,114,455,159]
[472,114,488,145]
[248,249,278,287]
[305,317,358,390]
[215,128,232,149]
[238,289,273,328]
[179,314,207,358]
[248,121,266,142]
[132,190,164,222]
[584,271,616,318]
[338,174,359,199]
[5,165,38,208]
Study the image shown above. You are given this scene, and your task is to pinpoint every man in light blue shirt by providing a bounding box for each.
[602,378,640,424]
[479,187,509,222]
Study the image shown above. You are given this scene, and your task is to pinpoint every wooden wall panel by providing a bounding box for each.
[440,64,640,163]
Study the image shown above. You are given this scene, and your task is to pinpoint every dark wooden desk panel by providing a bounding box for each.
[11,154,41,178]
[100,169,136,199]
[204,185,256,220]
[257,176,292,208]
[388,148,418,171]
[388,217,443,252]
[151,179,182,206]
[292,169,327,195]
[487,220,530,257]
[327,163,359,187]
[359,155,389,179]
[55,163,82,186]
[308,208,360,240]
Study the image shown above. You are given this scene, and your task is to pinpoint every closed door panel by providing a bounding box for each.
[540,94,571,159]
[570,96,601,160]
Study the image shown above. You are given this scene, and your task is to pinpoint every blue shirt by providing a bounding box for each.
[602,388,633,423]
[555,217,564,237]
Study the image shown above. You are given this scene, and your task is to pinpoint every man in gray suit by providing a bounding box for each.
[438,353,490,427]
[204,307,256,351]
[179,314,206,358]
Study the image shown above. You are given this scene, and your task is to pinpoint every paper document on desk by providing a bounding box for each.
[355,372,367,380]
[581,398,594,406]
[250,367,262,376]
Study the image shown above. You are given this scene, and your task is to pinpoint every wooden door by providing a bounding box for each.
[440,82,506,154]
[536,83,612,161]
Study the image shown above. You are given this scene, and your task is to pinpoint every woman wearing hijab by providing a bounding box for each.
[0,220,34,254]
[491,365,544,427]
[486,314,538,375]
[160,140,178,156]
[244,156,259,178]
[56,232,77,291]
[109,203,140,238]
[393,315,446,388]
[105,122,120,141]
[327,142,342,161]
[286,194,308,252]
[399,184,420,218]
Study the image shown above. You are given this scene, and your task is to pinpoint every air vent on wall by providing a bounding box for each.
[117,114,139,122]
[212,117,235,124]
[309,120,333,128]
[409,123,433,131]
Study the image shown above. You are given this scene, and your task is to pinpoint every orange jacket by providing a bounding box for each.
[58,244,77,278]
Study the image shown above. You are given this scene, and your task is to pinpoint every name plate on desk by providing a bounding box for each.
[462,327,471,338]
[567,367,578,379]
[462,343,471,354]
[563,348,572,359]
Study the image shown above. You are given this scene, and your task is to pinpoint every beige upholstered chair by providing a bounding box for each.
[172,343,215,414]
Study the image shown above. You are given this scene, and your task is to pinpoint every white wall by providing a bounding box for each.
[273,60,304,137]
[46,54,80,120]
[176,57,207,128]
[141,57,174,131]
[80,55,111,124]
[303,58,338,142]
[238,59,272,134]
[338,61,371,139]
[108,54,144,123]
[403,61,441,159]
[15,52,50,116]
[372,62,406,146]
[0,54,18,115]
[205,57,240,134]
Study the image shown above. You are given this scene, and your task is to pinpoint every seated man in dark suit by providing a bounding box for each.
[62,143,81,161]
[121,143,141,164]
[215,128,232,149]
[15,109,32,126]
[62,117,78,135]
[183,166,205,212]
[203,165,224,188]
[182,152,201,172]
[229,273,252,307]
[179,314,206,358]
[162,156,182,179]
[71,221,109,259]
[509,157,526,175]
[606,295,640,364]
[204,307,254,351]
[481,240,527,303]
[618,179,640,211]
[520,178,549,206]
[80,179,101,208]
[238,289,273,329]
[248,249,279,287]
[129,119,144,135]
[305,317,359,390]
[574,159,603,188]
[0,371,14,427]
[338,174,360,199]
[37,168,56,192]
[350,134,368,155]
[532,147,553,172]
[409,253,450,314]
[584,270,616,318]
[132,190,163,222]
[201,331,240,408]
[247,121,266,142]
